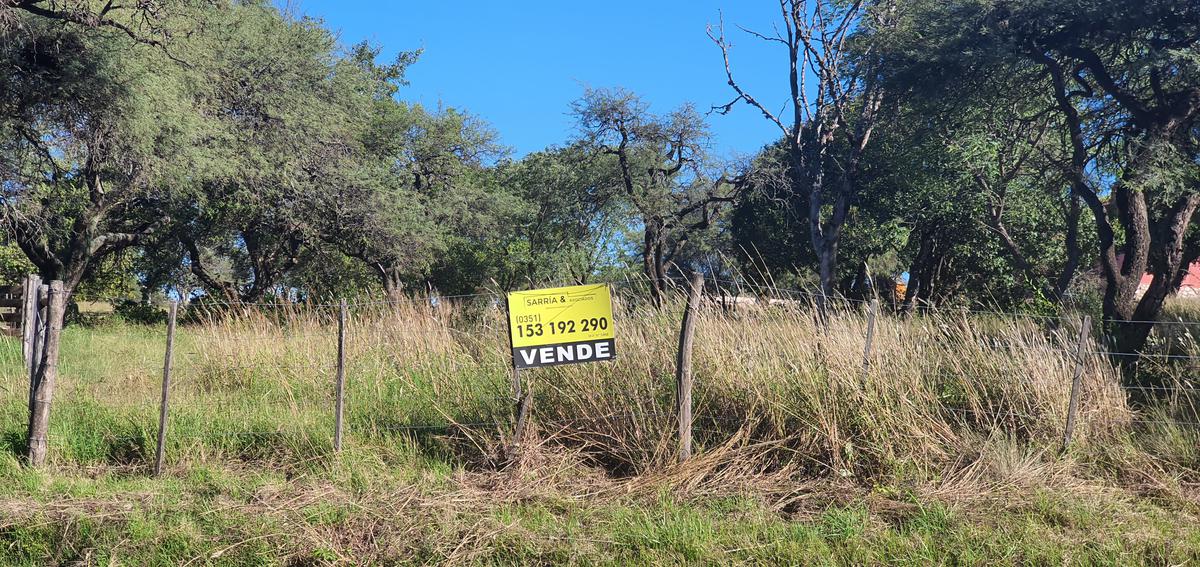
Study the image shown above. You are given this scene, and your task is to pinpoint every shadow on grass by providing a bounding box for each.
[105,433,148,466]
[2,429,25,459]
[349,413,508,469]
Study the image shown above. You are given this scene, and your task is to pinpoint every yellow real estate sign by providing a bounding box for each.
[506,284,615,369]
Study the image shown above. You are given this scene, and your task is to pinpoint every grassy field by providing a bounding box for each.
[1,296,1200,564]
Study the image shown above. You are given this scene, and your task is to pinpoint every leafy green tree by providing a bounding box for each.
[730,139,901,299]
[574,88,738,305]
[487,144,625,289]
[881,0,1200,354]
[873,103,1092,312]
[164,5,393,302]
[319,97,507,297]
[0,239,34,284]
[0,0,191,46]
[0,9,201,296]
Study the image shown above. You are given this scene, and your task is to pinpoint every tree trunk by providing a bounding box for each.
[376,264,405,300]
[1168,241,1200,295]
[916,251,939,307]
[901,229,934,314]
[1107,187,1152,321]
[644,219,664,307]
[816,238,837,311]
[849,261,871,300]
[183,237,240,303]
[655,239,668,296]
[1053,196,1082,300]
[1115,194,1200,358]
[985,187,1079,303]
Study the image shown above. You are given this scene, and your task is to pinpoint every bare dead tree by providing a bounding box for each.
[709,0,890,313]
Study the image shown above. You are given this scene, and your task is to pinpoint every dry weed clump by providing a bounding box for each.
[521,296,1130,485]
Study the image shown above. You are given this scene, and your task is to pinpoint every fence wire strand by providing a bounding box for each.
[16,281,1200,473]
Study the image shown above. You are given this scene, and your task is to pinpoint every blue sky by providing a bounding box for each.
[292,1,788,160]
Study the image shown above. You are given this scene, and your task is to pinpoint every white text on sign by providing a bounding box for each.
[513,339,614,369]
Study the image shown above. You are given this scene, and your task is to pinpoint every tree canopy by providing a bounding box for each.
[2,0,1198,358]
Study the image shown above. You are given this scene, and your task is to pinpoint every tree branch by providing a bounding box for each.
[707,13,789,136]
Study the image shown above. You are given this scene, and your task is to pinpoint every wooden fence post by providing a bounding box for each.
[511,365,522,401]
[334,299,347,452]
[1062,314,1091,450]
[503,288,530,463]
[511,370,531,454]
[26,283,47,439]
[862,297,879,374]
[27,280,64,467]
[154,301,178,476]
[22,275,42,412]
[676,272,704,462]
[21,275,40,378]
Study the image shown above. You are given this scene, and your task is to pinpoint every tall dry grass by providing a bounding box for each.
[18,284,1200,494]
[142,289,1143,489]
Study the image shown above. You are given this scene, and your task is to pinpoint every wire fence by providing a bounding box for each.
[9,280,1200,474]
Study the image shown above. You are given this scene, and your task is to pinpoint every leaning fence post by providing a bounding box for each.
[1062,314,1091,450]
[334,299,347,452]
[676,272,704,462]
[511,371,531,453]
[26,282,46,432]
[154,301,178,476]
[862,296,879,374]
[21,274,40,379]
[27,280,64,467]
[22,275,41,407]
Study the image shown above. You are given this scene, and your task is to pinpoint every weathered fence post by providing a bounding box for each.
[503,288,530,462]
[862,297,879,374]
[511,371,531,453]
[27,280,64,467]
[334,299,347,452]
[26,283,47,437]
[21,274,41,378]
[1062,314,1091,450]
[511,364,522,401]
[676,272,704,462]
[154,301,178,476]
[22,275,43,413]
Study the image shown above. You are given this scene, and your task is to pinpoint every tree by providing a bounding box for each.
[729,139,900,298]
[160,5,345,302]
[0,0,213,467]
[886,97,1089,312]
[955,105,1082,304]
[710,0,892,311]
[0,10,200,296]
[0,0,191,46]
[320,99,506,298]
[881,0,1200,355]
[574,88,738,305]
[488,144,624,289]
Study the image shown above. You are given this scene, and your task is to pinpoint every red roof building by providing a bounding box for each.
[1138,261,1200,297]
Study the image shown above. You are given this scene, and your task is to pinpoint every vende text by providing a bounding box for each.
[512,339,615,369]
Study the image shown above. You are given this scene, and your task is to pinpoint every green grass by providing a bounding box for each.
[1,452,1198,565]
[2,306,1200,564]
